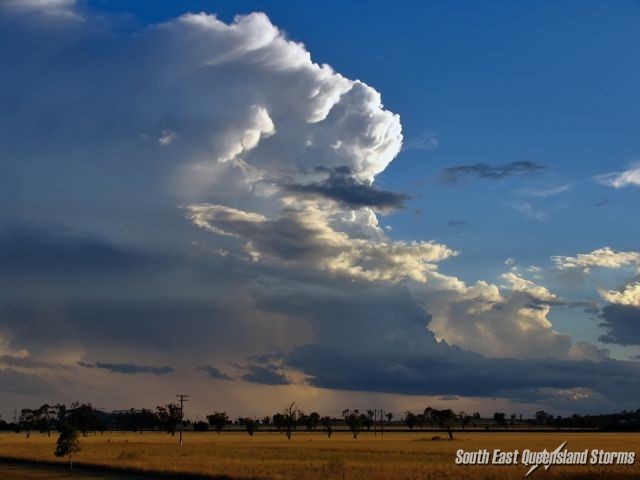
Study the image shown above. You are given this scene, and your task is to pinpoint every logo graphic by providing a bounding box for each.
[523,441,566,477]
[455,441,635,477]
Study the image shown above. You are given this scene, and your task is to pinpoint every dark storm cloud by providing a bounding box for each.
[246,350,285,365]
[81,362,174,375]
[441,161,547,184]
[198,365,233,380]
[284,167,409,210]
[253,282,434,355]
[241,364,290,385]
[0,223,156,274]
[0,368,57,395]
[0,219,281,357]
[0,297,262,355]
[568,300,600,315]
[250,280,638,407]
[0,355,63,370]
[599,304,640,345]
[284,344,640,403]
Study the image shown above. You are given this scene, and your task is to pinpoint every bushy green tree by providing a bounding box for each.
[54,423,81,472]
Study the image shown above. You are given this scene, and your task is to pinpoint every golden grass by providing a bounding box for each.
[1,431,640,479]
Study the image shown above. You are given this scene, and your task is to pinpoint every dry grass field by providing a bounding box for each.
[1,431,640,479]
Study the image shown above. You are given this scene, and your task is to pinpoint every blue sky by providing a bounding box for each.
[1,0,640,418]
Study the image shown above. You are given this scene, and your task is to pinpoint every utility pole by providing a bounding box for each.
[176,394,189,446]
[374,409,377,436]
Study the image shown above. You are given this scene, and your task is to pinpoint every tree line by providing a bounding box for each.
[3,402,640,442]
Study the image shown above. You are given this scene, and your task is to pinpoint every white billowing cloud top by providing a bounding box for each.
[154,12,403,189]
[552,247,640,272]
[601,282,640,307]
[186,202,456,283]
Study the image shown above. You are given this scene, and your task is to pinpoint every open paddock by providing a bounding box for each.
[1,431,639,479]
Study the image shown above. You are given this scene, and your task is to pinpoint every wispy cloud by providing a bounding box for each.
[158,129,178,146]
[403,130,439,151]
[442,161,547,184]
[508,202,547,221]
[519,184,572,198]
[80,361,174,375]
[198,365,233,380]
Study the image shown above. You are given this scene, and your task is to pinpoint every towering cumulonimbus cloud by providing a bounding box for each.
[1,4,402,211]
[2,1,639,416]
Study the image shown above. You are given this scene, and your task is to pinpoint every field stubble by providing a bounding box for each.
[1,431,639,479]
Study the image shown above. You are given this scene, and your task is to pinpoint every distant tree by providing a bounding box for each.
[206,412,229,434]
[320,416,333,438]
[493,412,507,429]
[55,404,67,426]
[535,410,553,426]
[272,413,285,432]
[433,409,457,440]
[363,410,374,431]
[35,404,56,437]
[404,411,418,430]
[67,403,100,436]
[113,408,157,434]
[472,412,481,419]
[510,413,518,426]
[282,403,301,440]
[140,409,158,432]
[156,404,181,436]
[54,423,81,473]
[459,411,470,429]
[18,409,36,439]
[385,412,393,425]
[193,421,208,432]
[342,409,363,439]
[244,418,259,436]
[306,412,321,431]
[297,412,308,431]
[262,416,271,426]
[424,407,435,428]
